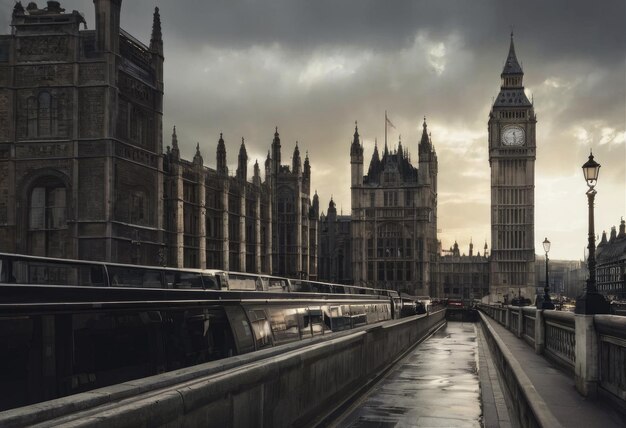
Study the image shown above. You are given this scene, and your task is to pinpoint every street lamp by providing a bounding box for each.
[540,237,555,309]
[575,151,610,314]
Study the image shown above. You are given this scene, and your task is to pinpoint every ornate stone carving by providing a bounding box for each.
[115,143,158,168]
[16,64,73,86]
[0,92,10,141]
[18,36,69,60]
[119,73,153,105]
[15,142,71,158]
[79,87,104,138]
[78,63,105,84]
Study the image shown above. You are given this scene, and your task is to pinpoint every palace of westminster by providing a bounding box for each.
[1,2,623,300]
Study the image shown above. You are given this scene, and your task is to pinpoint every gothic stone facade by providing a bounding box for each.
[350,121,438,296]
[164,128,319,277]
[488,34,537,302]
[596,219,626,299]
[318,198,352,284]
[0,1,318,277]
[437,241,490,300]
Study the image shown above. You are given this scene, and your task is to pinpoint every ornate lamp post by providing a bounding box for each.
[541,238,555,309]
[575,152,610,314]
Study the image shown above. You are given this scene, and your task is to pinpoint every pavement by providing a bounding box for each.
[481,315,626,428]
[330,315,625,428]
[331,321,484,427]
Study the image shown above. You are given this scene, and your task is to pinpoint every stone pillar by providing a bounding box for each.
[505,306,511,329]
[221,184,229,271]
[296,193,302,275]
[535,309,545,354]
[266,200,272,274]
[197,172,206,269]
[575,314,600,398]
[175,166,184,268]
[239,190,246,271]
[517,307,523,338]
[255,196,261,273]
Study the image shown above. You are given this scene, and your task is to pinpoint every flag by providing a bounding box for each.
[386,114,396,129]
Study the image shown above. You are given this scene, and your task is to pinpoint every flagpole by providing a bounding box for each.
[385,110,387,151]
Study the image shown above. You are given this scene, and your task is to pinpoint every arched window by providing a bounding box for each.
[28,177,68,256]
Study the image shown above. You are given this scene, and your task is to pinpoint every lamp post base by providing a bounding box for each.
[575,293,610,314]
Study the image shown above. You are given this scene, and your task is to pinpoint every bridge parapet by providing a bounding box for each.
[478,303,626,408]
[0,311,446,428]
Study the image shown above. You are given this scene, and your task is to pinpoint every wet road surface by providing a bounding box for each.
[334,322,482,427]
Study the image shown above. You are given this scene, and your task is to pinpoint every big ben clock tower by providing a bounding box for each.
[488,33,537,302]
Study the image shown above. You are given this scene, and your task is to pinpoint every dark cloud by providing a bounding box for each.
[0,0,623,259]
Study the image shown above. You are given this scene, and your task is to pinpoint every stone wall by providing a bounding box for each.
[0,311,445,428]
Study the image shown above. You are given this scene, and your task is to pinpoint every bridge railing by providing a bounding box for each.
[478,303,626,406]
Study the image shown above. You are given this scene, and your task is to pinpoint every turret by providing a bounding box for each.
[303,151,311,195]
[236,137,248,181]
[350,122,364,187]
[610,226,617,242]
[469,239,474,257]
[170,126,180,160]
[253,160,261,186]
[272,127,281,177]
[93,0,121,55]
[292,142,301,175]
[367,140,381,182]
[193,142,203,166]
[264,150,271,184]
[150,7,164,90]
[619,218,625,238]
[418,117,431,184]
[312,191,319,217]
[216,133,228,176]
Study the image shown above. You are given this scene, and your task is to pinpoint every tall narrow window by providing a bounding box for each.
[38,92,52,136]
[28,178,68,257]
[27,97,37,137]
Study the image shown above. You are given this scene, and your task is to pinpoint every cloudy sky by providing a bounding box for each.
[3,0,624,260]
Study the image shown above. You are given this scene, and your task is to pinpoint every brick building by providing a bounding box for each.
[0,1,318,276]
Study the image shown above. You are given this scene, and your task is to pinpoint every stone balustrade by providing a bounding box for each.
[478,303,626,407]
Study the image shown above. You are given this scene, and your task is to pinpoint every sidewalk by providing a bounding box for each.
[481,314,626,428]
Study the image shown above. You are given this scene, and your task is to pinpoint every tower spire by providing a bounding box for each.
[502,31,523,75]
[171,126,180,159]
[150,7,163,55]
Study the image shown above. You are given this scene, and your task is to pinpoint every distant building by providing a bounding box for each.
[534,257,584,300]
[437,241,490,300]
[350,120,438,295]
[318,198,352,284]
[0,1,318,277]
[488,34,537,302]
[596,218,626,299]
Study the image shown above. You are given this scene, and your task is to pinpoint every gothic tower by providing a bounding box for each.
[488,33,537,302]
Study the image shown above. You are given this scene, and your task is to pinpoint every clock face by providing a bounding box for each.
[501,125,525,146]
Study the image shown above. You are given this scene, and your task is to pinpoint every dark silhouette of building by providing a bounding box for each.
[0,1,318,276]
[596,218,626,299]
